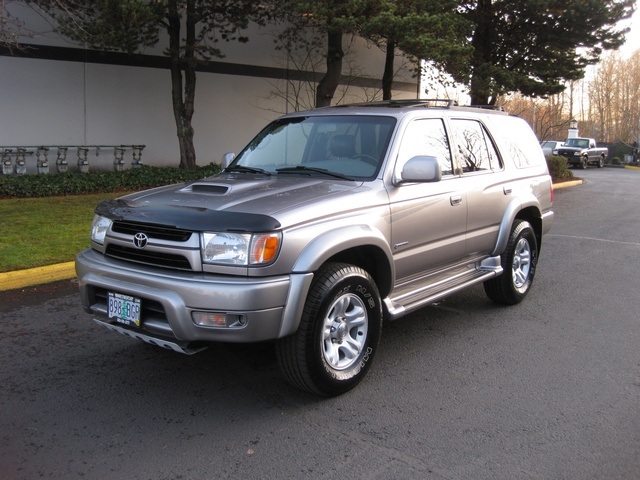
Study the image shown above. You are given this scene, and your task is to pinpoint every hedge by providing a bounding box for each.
[0,164,221,198]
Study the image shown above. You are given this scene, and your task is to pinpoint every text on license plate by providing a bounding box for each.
[108,293,141,327]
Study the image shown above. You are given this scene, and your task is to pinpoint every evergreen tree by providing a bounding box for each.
[458,0,636,105]
[361,0,472,100]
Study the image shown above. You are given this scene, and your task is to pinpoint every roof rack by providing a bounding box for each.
[468,105,506,112]
[340,99,458,109]
[334,99,508,113]
[419,99,458,108]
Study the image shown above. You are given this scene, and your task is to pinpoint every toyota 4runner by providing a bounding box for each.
[76,100,554,396]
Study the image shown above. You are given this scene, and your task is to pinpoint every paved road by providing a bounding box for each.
[1,168,639,479]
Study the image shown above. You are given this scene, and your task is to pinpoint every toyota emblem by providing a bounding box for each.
[133,232,149,249]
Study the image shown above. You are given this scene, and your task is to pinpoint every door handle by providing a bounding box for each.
[503,186,512,195]
[450,195,463,206]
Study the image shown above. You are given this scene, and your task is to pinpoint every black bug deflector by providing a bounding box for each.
[95,199,281,233]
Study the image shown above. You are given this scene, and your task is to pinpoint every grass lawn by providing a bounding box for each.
[0,192,130,273]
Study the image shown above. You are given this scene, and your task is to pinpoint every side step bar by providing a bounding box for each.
[384,259,503,320]
[93,318,207,355]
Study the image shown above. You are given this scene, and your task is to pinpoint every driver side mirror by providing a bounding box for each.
[397,156,442,184]
[221,152,235,169]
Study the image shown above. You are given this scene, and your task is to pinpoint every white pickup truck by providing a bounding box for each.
[556,138,608,169]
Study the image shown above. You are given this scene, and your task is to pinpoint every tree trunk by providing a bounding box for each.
[315,28,343,108]
[468,0,493,106]
[167,0,197,170]
[382,39,395,100]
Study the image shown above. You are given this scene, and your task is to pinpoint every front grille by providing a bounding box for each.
[112,221,193,242]
[106,244,193,270]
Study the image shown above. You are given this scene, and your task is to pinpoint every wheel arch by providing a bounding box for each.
[492,199,543,256]
[292,226,394,298]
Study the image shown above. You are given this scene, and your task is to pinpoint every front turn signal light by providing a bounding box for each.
[250,233,281,265]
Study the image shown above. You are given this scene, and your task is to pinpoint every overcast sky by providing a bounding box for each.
[619,2,640,57]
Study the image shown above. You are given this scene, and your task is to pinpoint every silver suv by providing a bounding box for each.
[76,100,554,396]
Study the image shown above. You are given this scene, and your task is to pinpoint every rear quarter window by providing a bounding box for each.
[490,116,546,169]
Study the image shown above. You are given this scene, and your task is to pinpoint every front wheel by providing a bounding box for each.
[276,263,383,396]
[581,156,588,169]
[484,220,538,305]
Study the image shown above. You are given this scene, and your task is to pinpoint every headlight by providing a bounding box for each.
[91,215,112,245]
[201,232,281,266]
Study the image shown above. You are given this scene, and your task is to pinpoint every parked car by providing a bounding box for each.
[556,138,608,169]
[76,100,554,396]
[540,140,564,156]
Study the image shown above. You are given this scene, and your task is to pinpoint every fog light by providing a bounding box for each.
[192,312,247,328]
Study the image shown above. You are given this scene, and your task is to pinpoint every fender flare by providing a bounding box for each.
[277,225,394,338]
[492,195,541,256]
[292,224,395,293]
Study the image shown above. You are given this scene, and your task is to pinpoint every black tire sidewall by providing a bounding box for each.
[305,265,382,395]
[505,220,538,301]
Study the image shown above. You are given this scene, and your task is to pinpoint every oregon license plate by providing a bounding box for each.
[108,293,141,327]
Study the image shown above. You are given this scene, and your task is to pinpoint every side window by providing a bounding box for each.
[490,115,545,168]
[450,119,502,173]
[397,118,453,176]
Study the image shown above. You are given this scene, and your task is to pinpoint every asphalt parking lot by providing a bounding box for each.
[1,167,639,479]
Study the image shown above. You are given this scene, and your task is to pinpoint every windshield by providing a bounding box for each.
[229,115,397,179]
[564,138,589,148]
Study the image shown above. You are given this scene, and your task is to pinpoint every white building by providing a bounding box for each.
[0,3,418,173]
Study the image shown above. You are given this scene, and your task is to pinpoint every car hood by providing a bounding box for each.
[95,173,370,232]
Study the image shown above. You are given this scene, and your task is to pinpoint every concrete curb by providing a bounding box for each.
[0,262,76,291]
[553,179,585,189]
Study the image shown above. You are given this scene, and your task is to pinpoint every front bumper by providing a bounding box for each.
[75,249,313,346]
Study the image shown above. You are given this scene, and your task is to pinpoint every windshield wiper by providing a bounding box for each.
[276,166,354,181]
[225,165,272,175]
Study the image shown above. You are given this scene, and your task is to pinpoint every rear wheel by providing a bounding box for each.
[484,220,538,305]
[597,156,604,168]
[276,263,383,396]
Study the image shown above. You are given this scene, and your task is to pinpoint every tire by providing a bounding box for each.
[276,262,383,396]
[581,156,588,169]
[484,220,538,305]
[597,156,604,168]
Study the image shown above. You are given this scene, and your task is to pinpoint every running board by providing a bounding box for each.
[93,318,208,355]
[384,265,501,321]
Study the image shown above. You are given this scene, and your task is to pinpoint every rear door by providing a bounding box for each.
[447,117,511,256]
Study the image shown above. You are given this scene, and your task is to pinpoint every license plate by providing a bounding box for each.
[108,293,141,327]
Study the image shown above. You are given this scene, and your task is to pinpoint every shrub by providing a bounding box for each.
[612,157,621,165]
[546,155,574,182]
[0,164,221,198]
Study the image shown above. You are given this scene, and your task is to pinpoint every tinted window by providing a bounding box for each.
[397,118,453,176]
[450,119,502,172]
[490,115,546,168]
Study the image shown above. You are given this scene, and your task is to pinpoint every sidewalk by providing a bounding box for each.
[0,262,76,291]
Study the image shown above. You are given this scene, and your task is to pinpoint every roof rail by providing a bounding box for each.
[467,105,506,112]
[420,98,458,108]
[334,99,507,113]
[338,99,459,109]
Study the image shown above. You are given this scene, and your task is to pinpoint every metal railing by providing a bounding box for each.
[1,145,146,175]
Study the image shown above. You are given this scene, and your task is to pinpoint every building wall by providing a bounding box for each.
[0,5,418,172]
